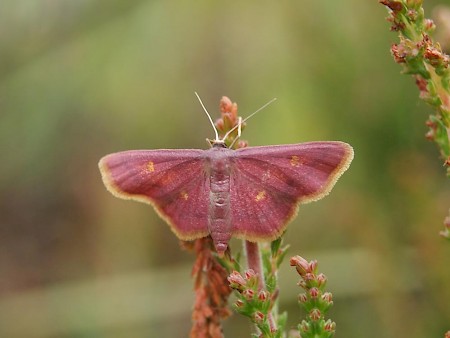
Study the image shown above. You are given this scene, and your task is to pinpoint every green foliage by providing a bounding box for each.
[227,240,290,338]
[381,0,450,174]
[290,256,336,338]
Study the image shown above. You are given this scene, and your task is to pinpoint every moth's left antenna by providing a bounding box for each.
[195,92,219,141]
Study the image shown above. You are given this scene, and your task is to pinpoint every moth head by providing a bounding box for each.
[206,138,227,148]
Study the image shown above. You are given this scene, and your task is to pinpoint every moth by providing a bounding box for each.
[99,95,354,255]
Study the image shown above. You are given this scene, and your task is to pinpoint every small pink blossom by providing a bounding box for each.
[228,270,246,289]
[324,319,336,332]
[258,290,268,301]
[309,309,322,321]
[322,292,333,304]
[309,287,319,298]
[253,311,265,323]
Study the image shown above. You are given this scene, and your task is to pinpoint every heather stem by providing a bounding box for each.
[244,240,278,333]
[244,240,265,289]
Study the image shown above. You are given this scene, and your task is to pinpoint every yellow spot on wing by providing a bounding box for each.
[180,191,189,200]
[290,155,300,167]
[255,190,266,202]
[147,161,155,172]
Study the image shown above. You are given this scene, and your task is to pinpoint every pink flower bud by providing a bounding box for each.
[298,293,307,303]
[243,289,254,300]
[391,43,406,63]
[304,272,315,281]
[299,320,310,332]
[324,319,336,332]
[258,290,268,301]
[322,292,333,304]
[444,158,450,168]
[230,102,238,119]
[245,269,256,280]
[407,9,417,21]
[309,287,319,298]
[309,308,322,321]
[308,260,318,273]
[237,140,248,149]
[223,112,236,127]
[253,311,265,323]
[290,255,310,276]
[297,280,307,289]
[317,273,327,287]
[235,299,244,308]
[425,129,435,140]
[424,19,435,31]
[220,96,233,114]
[215,118,225,132]
[227,271,246,289]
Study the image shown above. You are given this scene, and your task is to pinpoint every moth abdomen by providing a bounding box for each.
[208,148,233,254]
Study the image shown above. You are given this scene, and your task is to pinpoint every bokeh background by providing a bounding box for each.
[1,1,449,337]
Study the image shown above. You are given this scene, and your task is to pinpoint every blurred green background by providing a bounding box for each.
[1,1,449,337]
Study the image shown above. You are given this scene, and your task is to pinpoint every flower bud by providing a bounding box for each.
[316,273,327,287]
[322,292,333,304]
[309,287,319,298]
[223,113,236,129]
[215,118,225,132]
[290,255,310,276]
[425,129,435,140]
[299,320,310,333]
[424,18,435,32]
[245,269,256,280]
[237,140,248,149]
[407,9,417,21]
[324,319,336,332]
[297,280,307,289]
[220,96,233,114]
[415,76,428,93]
[309,308,321,321]
[235,299,244,308]
[228,271,246,289]
[304,272,315,281]
[243,289,254,300]
[391,43,406,63]
[308,260,318,273]
[253,311,265,323]
[298,293,308,303]
[258,290,268,301]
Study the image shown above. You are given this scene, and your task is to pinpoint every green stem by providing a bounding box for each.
[244,240,277,334]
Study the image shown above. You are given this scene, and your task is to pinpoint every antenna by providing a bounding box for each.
[222,97,277,141]
[228,117,242,149]
[195,92,219,141]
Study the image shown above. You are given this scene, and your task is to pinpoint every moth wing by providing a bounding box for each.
[99,150,209,240]
[230,142,353,241]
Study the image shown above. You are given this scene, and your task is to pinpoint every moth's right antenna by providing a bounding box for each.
[228,117,242,149]
[222,97,277,141]
[195,92,220,142]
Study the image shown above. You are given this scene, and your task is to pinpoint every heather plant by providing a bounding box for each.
[99,93,350,337]
[380,1,449,336]
[183,97,341,338]
[379,0,450,239]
